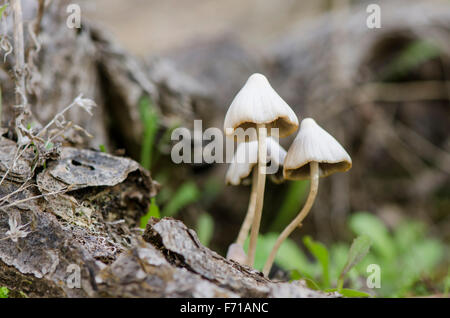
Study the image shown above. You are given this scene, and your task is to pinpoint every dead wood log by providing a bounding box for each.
[0,137,157,297]
[97,218,336,298]
[0,142,333,297]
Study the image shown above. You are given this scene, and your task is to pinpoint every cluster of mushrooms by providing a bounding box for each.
[223,73,352,277]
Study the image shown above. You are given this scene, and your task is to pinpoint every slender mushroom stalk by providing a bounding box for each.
[263,161,319,276]
[223,73,299,268]
[225,138,287,261]
[262,118,352,277]
[247,123,267,266]
[236,166,258,246]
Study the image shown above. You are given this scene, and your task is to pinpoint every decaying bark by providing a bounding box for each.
[95,217,336,298]
[142,217,336,298]
[0,140,332,297]
[0,136,157,297]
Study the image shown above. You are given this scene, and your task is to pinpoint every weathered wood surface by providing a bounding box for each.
[97,217,335,298]
[0,143,332,297]
[0,141,157,297]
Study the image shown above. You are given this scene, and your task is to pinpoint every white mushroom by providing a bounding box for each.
[263,118,352,276]
[225,137,287,186]
[224,73,299,139]
[226,137,287,252]
[283,118,352,180]
[224,73,298,267]
[225,140,258,186]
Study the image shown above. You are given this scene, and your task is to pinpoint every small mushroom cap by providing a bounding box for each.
[225,137,287,185]
[224,73,299,138]
[283,118,352,180]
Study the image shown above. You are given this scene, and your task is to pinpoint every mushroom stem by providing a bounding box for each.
[263,161,319,276]
[236,166,258,246]
[246,124,267,267]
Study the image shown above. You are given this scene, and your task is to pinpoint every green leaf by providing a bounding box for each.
[153,171,171,205]
[161,181,200,217]
[243,235,266,271]
[290,269,302,281]
[140,197,160,229]
[270,180,309,232]
[303,236,330,288]
[154,121,180,164]
[0,286,9,298]
[242,233,315,274]
[139,97,159,170]
[340,235,372,279]
[99,144,107,153]
[349,212,395,260]
[329,243,350,283]
[290,270,321,290]
[196,213,214,247]
[325,288,372,298]
[275,235,318,277]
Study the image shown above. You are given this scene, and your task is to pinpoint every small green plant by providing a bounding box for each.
[290,235,372,297]
[153,122,180,164]
[243,233,371,297]
[137,96,203,229]
[243,233,315,277]
[161,181,200,217]
[139,96,159,170]
[324,235,373,297]
[336,235,372,291]
[0,286,9,298]
[253,212,447,297]
[144,170,212,230]
[303,236,331,288]
[269,180,309,232]
[196,213,214,247]
[140,197,161,229]
[137,96,163,229]
[349,212,446,297]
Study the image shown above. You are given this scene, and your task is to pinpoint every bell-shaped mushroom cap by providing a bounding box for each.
[283,118,352,180]
[224,73,299,138]
[226,137,287,185]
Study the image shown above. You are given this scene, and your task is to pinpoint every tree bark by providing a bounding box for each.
[0,137,333,297]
